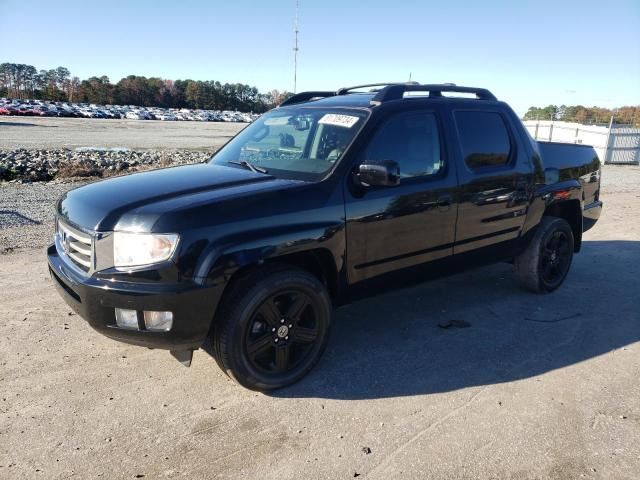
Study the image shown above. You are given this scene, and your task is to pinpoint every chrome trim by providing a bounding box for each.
[58,221,92,244]
[94,231,114,271]
[68,250,92,268]
[69,240,91,256]
[57,218,94,274]
[55,218,116,277]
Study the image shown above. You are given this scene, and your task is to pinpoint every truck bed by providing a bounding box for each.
[537,141,602,229]
[537,141,601,182]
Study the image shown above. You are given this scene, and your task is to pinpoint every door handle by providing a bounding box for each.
[437,194,452,211]
[513,178,531,205]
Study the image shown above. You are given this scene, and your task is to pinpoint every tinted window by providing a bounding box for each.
[366,112,442,178]
[455,111,512,169]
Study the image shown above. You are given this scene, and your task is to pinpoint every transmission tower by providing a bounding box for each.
[293,0,299,93]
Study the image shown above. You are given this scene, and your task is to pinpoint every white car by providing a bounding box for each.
[157,113,177,121]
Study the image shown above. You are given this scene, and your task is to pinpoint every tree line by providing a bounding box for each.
[523,104,640,127]
[0,62,292,112]
[4,62,637,123]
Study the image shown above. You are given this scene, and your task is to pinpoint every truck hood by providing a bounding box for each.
[57,163,294,231]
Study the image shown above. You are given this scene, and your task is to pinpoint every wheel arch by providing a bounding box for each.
[202,246,340,355]
[231,249,339,298]
[543,199,582,252]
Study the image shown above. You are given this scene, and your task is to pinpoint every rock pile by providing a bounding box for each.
[0,148,212,182]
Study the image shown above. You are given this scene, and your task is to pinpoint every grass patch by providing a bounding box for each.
[55,161,104,179]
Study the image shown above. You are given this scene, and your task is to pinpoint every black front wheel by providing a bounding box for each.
[514,216,575,293]
[213,265,332,390]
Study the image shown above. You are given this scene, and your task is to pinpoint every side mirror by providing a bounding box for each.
[356,160,400,187]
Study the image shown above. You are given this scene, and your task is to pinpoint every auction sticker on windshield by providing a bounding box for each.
[318,114,360,128]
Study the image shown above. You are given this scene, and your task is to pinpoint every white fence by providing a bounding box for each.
[523,120,640,165]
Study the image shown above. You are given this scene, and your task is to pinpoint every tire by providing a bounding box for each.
[514,216,575,293]
[212,265,332,391]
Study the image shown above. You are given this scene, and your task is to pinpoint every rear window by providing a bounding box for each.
[455,111,512,169]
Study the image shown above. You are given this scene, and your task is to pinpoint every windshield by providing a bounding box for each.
[210,107,368,180]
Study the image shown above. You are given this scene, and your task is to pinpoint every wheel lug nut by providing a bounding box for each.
[281,319,285,323]
[274,338,279,343]
[288,324,293,328]
[285,336,289,340]
[272,327,276,332]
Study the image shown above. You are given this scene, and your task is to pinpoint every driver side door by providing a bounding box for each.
[344,109,459,283]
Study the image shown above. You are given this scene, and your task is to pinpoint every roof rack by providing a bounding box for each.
[370,84,497,105]
[280,91,336,107]
[278,82,497,107]
[279,83,414,107]
[335,82,419,95]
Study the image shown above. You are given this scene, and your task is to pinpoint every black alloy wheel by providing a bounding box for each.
[213,265,332,390]
[514,216,575,293]
[245,290,321,375]
[539,230,572,287]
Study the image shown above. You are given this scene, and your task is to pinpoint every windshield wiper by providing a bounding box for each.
[227,160,268,174]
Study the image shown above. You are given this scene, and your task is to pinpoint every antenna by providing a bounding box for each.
[293,0,299,93]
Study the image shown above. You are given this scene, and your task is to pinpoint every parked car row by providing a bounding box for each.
[0,98,258,122]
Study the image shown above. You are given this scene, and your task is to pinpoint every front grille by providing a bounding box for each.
[58,219,94,273]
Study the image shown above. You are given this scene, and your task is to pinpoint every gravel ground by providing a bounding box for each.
[1,191,638,479]
[0,117,244,250]
[599,164,640,194]
[0,117,245,150]
[0,181,85,253]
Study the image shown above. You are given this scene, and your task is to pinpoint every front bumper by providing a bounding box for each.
[583,200,603,232]
[47,244,223,350]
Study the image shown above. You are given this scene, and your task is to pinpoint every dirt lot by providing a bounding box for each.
[0,119,639,478]
[0,117,245,151]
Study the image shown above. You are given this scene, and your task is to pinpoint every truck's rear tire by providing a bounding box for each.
[212,265,332,391]
[514,216,574,293]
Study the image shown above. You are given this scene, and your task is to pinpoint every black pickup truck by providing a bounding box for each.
[48,83,602,390]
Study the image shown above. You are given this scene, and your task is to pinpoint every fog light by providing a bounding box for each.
[143,311,173,332]
[115,308,139,330]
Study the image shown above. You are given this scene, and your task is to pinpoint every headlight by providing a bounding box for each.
[113,232,179,268]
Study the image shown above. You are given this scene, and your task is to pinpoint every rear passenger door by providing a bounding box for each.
[452,108,534,253]
[344,108,458,283]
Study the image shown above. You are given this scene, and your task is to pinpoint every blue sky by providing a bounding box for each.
[1,0,639,114]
